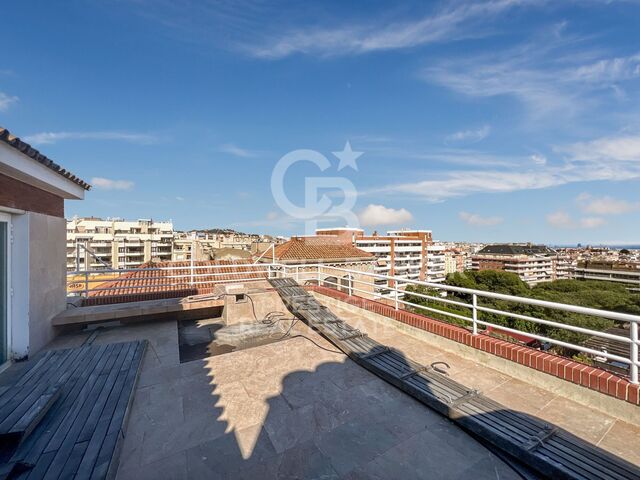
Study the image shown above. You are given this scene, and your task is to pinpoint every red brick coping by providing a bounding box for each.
[308,286,639,406]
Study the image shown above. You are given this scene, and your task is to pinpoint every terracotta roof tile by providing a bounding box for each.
[88,259,265,298]
[273,237,374,262]
[0,126,91,190]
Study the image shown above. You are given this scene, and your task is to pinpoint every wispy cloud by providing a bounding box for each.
[0,92,18,111]
[24,131,158,145]
[445,125,491,144]
[546,210,605,229]
[91,177,135,191]
[459,211,503,226]
[530,154,547,165]
[245,0,536,59]
[421,23,640,120]
[546,210,573,228]
[576,193,640,215]
[358,204,413,227]
[219,143,256,158]
[366,132,640,202]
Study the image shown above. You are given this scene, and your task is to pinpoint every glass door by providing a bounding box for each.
[0,213,9,365]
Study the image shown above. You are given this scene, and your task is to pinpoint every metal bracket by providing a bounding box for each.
[447,389,480,408]
[339,331,367,341]
[523,425,557,451]
[400,366,429,380]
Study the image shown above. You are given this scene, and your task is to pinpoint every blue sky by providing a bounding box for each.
[1,1,640,244]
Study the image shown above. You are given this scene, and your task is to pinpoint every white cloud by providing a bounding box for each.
[246,0,532,58]
[219,143,255,158]
[458,211,503,227]
[358,204,413,227]
[176,196,185,201]
[91,177,135,191]
[547,211,573,228]
[546,210,605,229]
[24,131,157,145]
[571,53,640,83]
[576,193,640,215]
[558,134,640,163]
[580,217,606,228]
[530,154,547,165]
[445,125,491,144]
[0,92,18,111]
[421,22,640,120]
[367,133,640,202]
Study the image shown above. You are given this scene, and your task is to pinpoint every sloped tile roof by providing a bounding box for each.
[274,236,374,262]
[88,259,265,298]
[0,126,91,190]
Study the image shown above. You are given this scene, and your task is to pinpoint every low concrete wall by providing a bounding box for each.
[313,290,640,425]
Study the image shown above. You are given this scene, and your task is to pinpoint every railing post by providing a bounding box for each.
[317,265,321,285]
[348,276,353,297]
[296,266,299,283]
[84,271,89,298]
[472,294,478,335]
[394,289,399,310]
[631,321,639,384]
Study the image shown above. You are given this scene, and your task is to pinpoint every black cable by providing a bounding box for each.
[245,293,258,321]
[286,334,345,355]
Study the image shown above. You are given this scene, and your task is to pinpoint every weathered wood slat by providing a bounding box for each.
[0,341,146,480]
[6,386,61,443]
[269,278,640,480]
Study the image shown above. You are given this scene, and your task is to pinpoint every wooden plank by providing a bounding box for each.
[14,345,111,465]
[42,345,129,479]
[98,342,147,480]
[7,386,61,442]
[0,384,49,435]
[1,341,146,480]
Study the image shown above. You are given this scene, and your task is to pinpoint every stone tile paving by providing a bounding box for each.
[46,296,639,478]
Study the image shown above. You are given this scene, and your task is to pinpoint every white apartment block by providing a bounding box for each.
[316,228,446,297]
[573,261,640,286]
[67,218,173,271]
[472,244,573,286]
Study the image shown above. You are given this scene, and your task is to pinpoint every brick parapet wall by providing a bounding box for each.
[308,285,639,407]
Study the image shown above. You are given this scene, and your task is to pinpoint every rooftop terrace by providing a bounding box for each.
[2,264,639,479]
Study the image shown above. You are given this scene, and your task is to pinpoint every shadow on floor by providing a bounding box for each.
[116,317,640,480]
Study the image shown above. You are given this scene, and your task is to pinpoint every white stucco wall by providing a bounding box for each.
[10,211,66,358]
[28,213,66,354]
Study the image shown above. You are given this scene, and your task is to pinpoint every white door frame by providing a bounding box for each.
[0,212,11,371]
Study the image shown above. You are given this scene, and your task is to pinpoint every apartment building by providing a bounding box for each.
[316,228,446,297]
[67,217,173,271]
[574,260,640,286]
[444,249,467,275]
[472,244,572,286]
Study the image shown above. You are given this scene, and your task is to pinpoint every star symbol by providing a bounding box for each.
[332,141,363,171]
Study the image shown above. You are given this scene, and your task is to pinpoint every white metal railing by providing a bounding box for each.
[66,262,640,384]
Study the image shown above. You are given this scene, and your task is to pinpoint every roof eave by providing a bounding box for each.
[0,141,87,199]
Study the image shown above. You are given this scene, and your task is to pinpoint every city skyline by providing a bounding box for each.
[1,1,640,243]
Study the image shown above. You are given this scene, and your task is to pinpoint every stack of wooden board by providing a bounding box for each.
[270,277,640,480]
[0,341,146,480]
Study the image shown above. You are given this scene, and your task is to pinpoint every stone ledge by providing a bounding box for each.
[307,286,640,408]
